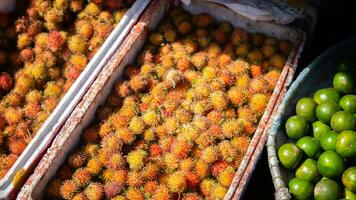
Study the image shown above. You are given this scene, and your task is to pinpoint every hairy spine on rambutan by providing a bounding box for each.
[72,168,91,187]
[126,149,147,171]
[84,183,104,200]
[60,180,78,200]
[67,151,87,169]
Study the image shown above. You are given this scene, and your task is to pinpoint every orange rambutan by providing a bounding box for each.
[149,144,162,157]
[249,77,268,94]
[70,54,88,71]
[250,65,263,78]
[129,74,147,92]
[114,81,131,98]
[218,53,233,68]
[211,160,229,177]
[126,187,144,200]
[84,183,104,200]
[112,169,127,185]
[20,48,33,62]
[48,31,65,52]
[82,126,99,143]
[73,168,92,187]
[227,86,247,106]
[199,178,216,197]
[262,44,277,58]
[196,132,213,149]
[144,181,158,194]
[115,128,135,144]
[24,102,41,119]
[221,119,242,139]
[68,35,86,53]
[185,171,201,189]
[127,171,144,187]
[269,54,286,69]
[231,136,250,154]
[60,180,78,200]
[191,52,208,69]
[171,138,192,159]
[237,106,256,122]
[142,162,160,181]
[177,21,192,35]
[214,30,228,45]
[240,118,256,136]
[180,158,194,172]
[218,140,237,163]
[207,110,223,124]
[86,158,102,176]
[42,97,59,112]
[101,135,122,154]
[67,151,87,169]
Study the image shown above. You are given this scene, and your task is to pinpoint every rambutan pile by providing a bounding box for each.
[45,6,291,199]
[0,0,135,178]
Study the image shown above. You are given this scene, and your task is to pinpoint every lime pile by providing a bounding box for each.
[278,58,356,200]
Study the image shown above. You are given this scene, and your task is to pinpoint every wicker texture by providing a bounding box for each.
[267,37,356,200]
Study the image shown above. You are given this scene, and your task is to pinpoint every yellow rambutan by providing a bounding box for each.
[142,128,155,142]
[249,76,268,94]
[86,158,102,176]
[127,171,144,187]
[230,28,249,45]
[191,52,208,69]
[144,181,158,194]
[218,140,237,163]
[201,146,219,164]
[73,168,92,187]
[102,169,115,183]
[44,81,62,97]
[227,86,248,106]
[72,192,87,200]
[162,117,177,134]
[4,107,22,125]
[235,42,250,58]
[70,54,88,71]
[3,92,22,107]
[178,124,200,142]
[175,109,193,124]
[83,2,101,16]
[129,116,145,135]
[84,183,104,200]
[264,70,281,91]
[207,42,222,58]
[269,54,286,69]
[231,136,250,154]
[67,151,87,169]
[26,62,48,80]
[196,132,214,149]
[129,74,147,92]
[127,149,147,171]
[124,187,143,200]
[235,74,250,89]
[25,90,42,103]
[209,91,228,111]
[163,152,179,172]
[167,171,187,193]
[171,138,192,159]
[211,184,227,199]
[228,59,249,76]
[221,119,243,139]
[200,178,216,197]
[115,128,135,144]
[180,158,194,172]
[46,179,61,198]
[192,100,211,115]
[17,33,31,49]
[68,35,86,53]
[60,180,78,200]
[101,135,122,154]
[141,162,160,181]
[237,106,256,122]
[202,66,217,79]
[249,93,269,114]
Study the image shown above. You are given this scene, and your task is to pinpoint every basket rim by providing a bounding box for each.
[266,36,356,200]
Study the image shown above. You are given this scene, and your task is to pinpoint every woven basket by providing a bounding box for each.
[0,0,16,13]
[267,37,356,200]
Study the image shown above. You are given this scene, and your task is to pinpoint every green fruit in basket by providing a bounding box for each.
[317,151,345,179]
[312,121,331,141]
[295,158,319,182]
[313,88,340,104]
[296,97,317,122]
[345,189,356,200]
[343,167,356,193]
[330,111,356,132]
[316,101,341,124]
[296,136,321,159]
[335,130,356,157]
[339,95,356,114]
[314,178,340,200]
[336,57,356,72]
[289,177,314,200]
[333,72,355,94]
[320,131,338,151]
[285,115,309,140]
[278,143,302,170]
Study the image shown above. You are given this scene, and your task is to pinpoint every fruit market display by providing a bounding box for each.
[278,59,356,200]
[0,0,134,178]
[44,7,293,200]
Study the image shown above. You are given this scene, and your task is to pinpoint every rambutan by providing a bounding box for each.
[106,153,125,170]
[185,171,201,189]
[221,119,242,139]
[230,28,249,45]
[247,49,264,64]
[3,92,22,107]
[129,74,147,92]
[97,106,112,122]
[211,184,228,199]
[207,42,222,58]
[112,169,127,185]
[114,81,131,98]
[249,76,268,94]
[191,52,208,70]
[235,74,250,89]
[101,136,122,155]
[144,181,158,194]
[126,187,144,200]
[180,158,194,172]
[89,36,104,51]
[250,65,263,78]
[127,171,144,187]
[175,109,193,124]
[262,44,277,58]
[218,140,237,163]
[264,70,281,91]
[249,93,269,114]
[44,81,62,97]
[196,132,214,148]
[4,107,22,125]
[211,160,229,178]
[178,124,200,142]
[70,54,88,71]
[251,32,265,47]
[214,29,228,45]
[228,59,249,76]
[26,61,48,80]
[143,128,155,142]
[46,179,62,198]
[207,110,223,124]
[168,171,187,193]
[73,168,91,187]
[227,86,247,106]
[67,151,87,169]
[218,53,233,68]
[163,152,179,171]
[201,146,219,164]
[68,35,86,53]
[24,102,41,118]
[235,42,250,58]
[8,139,27,155]
[149,32,164,46]
[72,192,88,200]
[102,169,115,183]
[20,48,33,62]
[182,193,204,200]
[60,180,78,200]
[141,162,160,181]
[104,181,122,198]
[17,33,31,49]
[84,183,104,200]
[48,31,65,52]
[82,126,99,143]
[150,144,162,157]
[200,178,216,197]
[171,138,192,159]
[115,128,135,144]
[209,91,228,111]
[231,136,250,153]
[240,118,256,136]
[279,40,292,55]
[129,116,145,135]
[42,97,59,112]
[127,149,147,171]
[177,20,192,35]
[269,54,286,69]
[86,158,102,176]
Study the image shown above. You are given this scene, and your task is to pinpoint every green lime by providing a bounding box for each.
[313,88,340,104]
[320,131,338,151]
[317,150,345,179]
[285,115,309,140]
[314,178,340,200]
[316,101,341,124]
[312,121,331,140]
[296,136,321,159]
[339,95,356,114]
[335,130,356,157]
[278,143,302,170]
[333,72,355,94]
[330,111,356,132]
[343,167,356,193]
[345,189,356,200]
[295,158,319,182]
[289,177,314,200]
[336,57,356,72]
[296,97,317,122]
